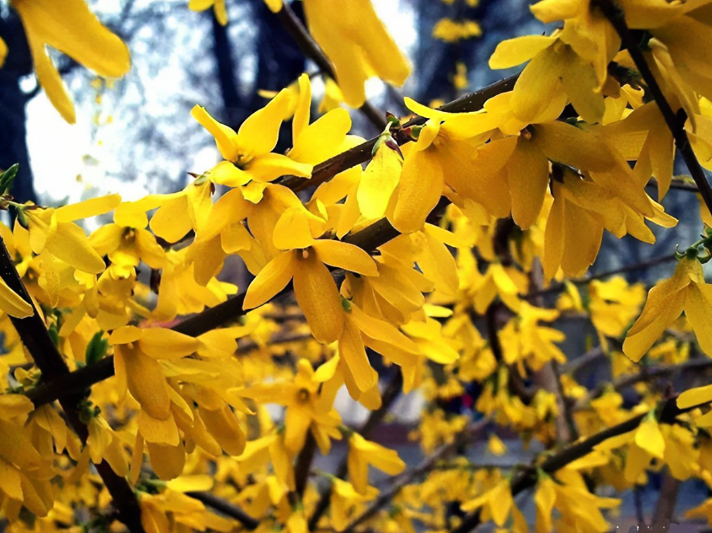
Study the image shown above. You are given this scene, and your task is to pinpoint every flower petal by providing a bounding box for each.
[293,251,344,344]
[244,251,295,309]
[312,240,378,276]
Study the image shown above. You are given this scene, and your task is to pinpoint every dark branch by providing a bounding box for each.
[594,0,712,215]
[0,237,145,533]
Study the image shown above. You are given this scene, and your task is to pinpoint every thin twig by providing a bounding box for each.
[186,491,259,530]
[449,394,705,532]
[651,471,680,528]
[526,254,676,299]
[576,357,712,409]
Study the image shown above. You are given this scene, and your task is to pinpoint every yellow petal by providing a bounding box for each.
[0,458,23,500]
[543,186,565,281]
[507,137,549,229]
[150,196,192,244]
[312,240,378,276]
[0,275,33,319]
[290,108,352,165]
[25,33,75,123]
[356,143,402,219]
[46,222,105,274]
[634,416,665,460]
[199,405,246,456]
[109,325,143,345]
[14,0,130,77]
[263,0,282,12]
[510,46,564,123]
[684,283,712,357]
[55,194,121,223]
[534,121,616,172]
[489,34,556,69]
[120,347,171,420]
[191,105,239,161]
[209,160,250,187]
[139,329,200,359]
[561,48,605,123]
[390,149,443,234]
[293,251,344,344]
[138,410,180,446]
[339,315,378,393]
[243,251,295,309]
[146,442,185,480]
[248,152,313,182]
[237,89,291,157]
[678,383,712,409]
[0,37,7,68]
[273,206,322,250]
[166,475,214,493]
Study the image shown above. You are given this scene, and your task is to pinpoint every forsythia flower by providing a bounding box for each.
[347,433,406,494]
[192,89,312,186]
[21,194,121,274]
[623,256,712,361]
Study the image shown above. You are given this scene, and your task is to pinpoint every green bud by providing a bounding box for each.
[85,330,109,366]
[0,163,19,195]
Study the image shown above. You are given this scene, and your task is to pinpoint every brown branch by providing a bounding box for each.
[562,346,605,376]
[449,394,704,533]
[0,238,145,533]
[576,357,712,409]
[652,471,680,528]
[594,0,712,215]
[280,74,519,193]
[526,253,676,299]
[185,491,259,530]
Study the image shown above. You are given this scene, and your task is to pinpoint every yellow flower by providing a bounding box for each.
[288,73,354,167]
[347,433,405,494]
[21,194,121,274]
[90,202,167,277]
[461,478,513,527]
[330,478,377,532]
[110,326,199,455]
[302,0,411,107]
[244,207,378,344]
[244,359,342,456]
[192,89,312,186]
[489,31,611,124]
[624,257,712,361]
[0,37,7,68]
[11,0,131,123]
